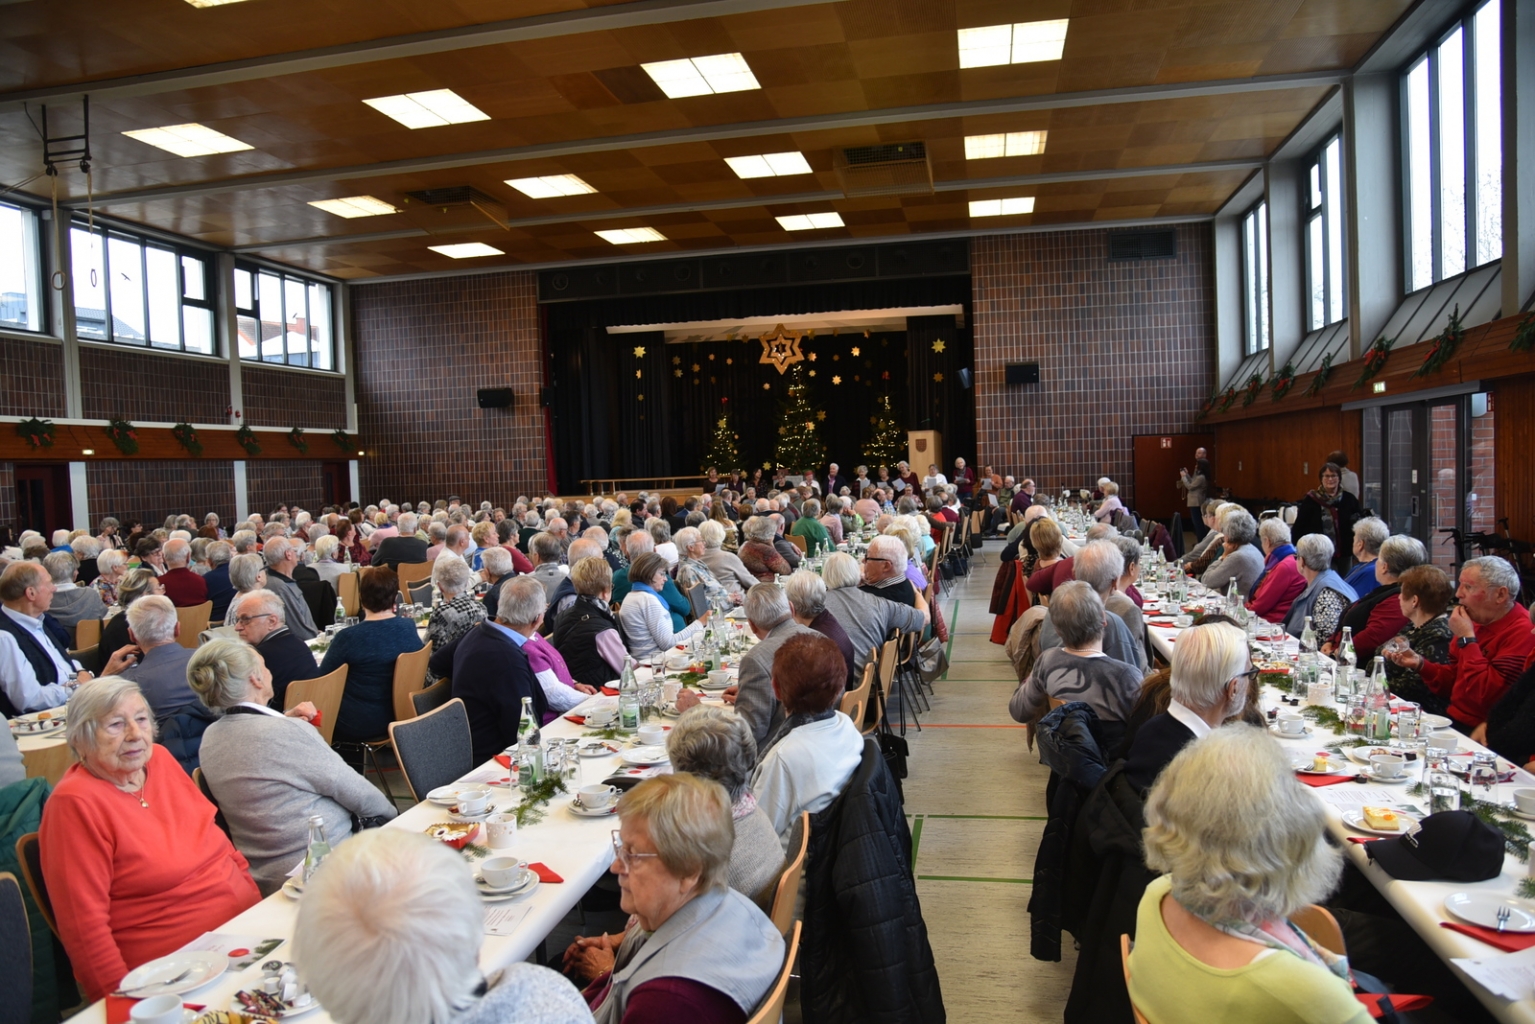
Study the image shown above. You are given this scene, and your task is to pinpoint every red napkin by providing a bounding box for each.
[1356,992,1434,1017]
[310,709,322,730]
[494,754,512,768]
[600,687,620,696]
[528,862,563,883]
[1440,920,1535,952]
[1295,771,1358,787]
[564,715,586,725]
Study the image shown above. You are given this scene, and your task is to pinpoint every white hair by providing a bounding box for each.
[821,552,861,590]
[1352,516,1390,556]
[497,575,546,627]
[1048,581,1106,647]
[1379,535,1428,577]
[1072,540,1124,595]
[126,594,178,645]
[1294,533,1334,572]
[1169,622,1248,712]
[397,512,418,535]
[783,570,827,618]
[430,552,472,597]
[71,535,103,559]
[865,535,907,569]
[1258,518,1291,547]
[480,546,512,578]
[315,535,340,562]
[743,582,792,631]
[66,677,153,760]
[698,520,727,550]
[1463,555,1520,605]
[97,549,127,577]
[232,588,285,623]
[262,536,294,567]
[674,526,702,551]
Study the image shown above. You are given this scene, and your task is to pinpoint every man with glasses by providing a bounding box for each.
[859,536,920,608]
[230,590,319,709]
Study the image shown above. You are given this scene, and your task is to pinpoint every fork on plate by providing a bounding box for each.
[1497,906,1511,932]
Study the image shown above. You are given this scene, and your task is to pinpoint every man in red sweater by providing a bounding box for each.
[1390,557,1534,731]
[157,538,208,608]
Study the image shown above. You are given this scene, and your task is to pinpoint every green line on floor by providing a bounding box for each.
[910,814,925,869]
[940,600,959,681]
[921,814,1048,821]
[918,875,1033,884]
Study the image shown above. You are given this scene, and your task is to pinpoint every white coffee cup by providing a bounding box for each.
[707,669,731,687]
[480,855,524,889]
[130,996,184,1024]
[1514,789,1535,815]
[457,788,491,815]
[483,813,517,849]
[662,680,683,704]
[1369,753,1407,779]
[1276,713,1305,735]
[637,724,665,746]
[585,708,616,728]
[1427,732,1460,752]
[579,784,617,809]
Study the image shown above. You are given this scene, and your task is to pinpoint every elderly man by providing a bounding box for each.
[1344,516,1390,598]
[262,536,319,641]
[784,570,856,682]
[1391,557,1534,731]
[768,513,801,570]
[41,550,106,636]
[373,512,427,569]
[527,532,569,597]
[230,589,318,709]
[480,546,514,622]
[112,595,198,716]
[541,536,603,632]
[0,561,88,714]
[202,541,237,622]
[445,577,551,762]
[698,520,756,597]
[822,462,846,500]
[860,535,921,607]
[820,553,927,676]
[158,537,210,607]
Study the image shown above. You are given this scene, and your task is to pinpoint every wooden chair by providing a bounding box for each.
[786,533,807,553]
[335,571,359,618]
[74,617,102,650]
[68,644,100,677]
[768,811,810,937]
[1120,934,1151,1024]
[176,601,213,648]
[13,834,57,940]
[389,698,474,803]
[840,658,875,730]
[20,743,71,787]
[744,920,800,1024]
[411,676,452,716]
[0,871,30,1024]
[395,561,433,600]
[1289,904,1345,956]
[285,664,349,745]
[391,643,435,722]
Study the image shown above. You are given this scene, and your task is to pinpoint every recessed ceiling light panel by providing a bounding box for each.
[776,212,844,231]
[308,196,399,218]
[964,131,1048,159]
[429,243,504,258]
[969,197,1035,217]
[641,52,760,99]
[184,0,254,6]
[363,89,490,129]
[121,123,253,157]
[958,19,1069,68]
[724,151,813,179]
[505,174,597,198]
[595,228,667,244]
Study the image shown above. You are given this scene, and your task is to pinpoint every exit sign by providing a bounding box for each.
[1159,437,1172,449]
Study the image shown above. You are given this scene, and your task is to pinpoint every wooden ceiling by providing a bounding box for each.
[0,0,1414,278]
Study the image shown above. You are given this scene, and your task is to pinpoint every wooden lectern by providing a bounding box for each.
[907,431,941,474]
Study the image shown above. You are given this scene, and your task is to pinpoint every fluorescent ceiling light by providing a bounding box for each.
[505,174,596,199]
[184,0,253,5]
[969,197,1035,217]
[363,89,489,129]
[308,196,399,218]
[958,19,1069,68]
[724,151,813,179]
[595,227,667,244]
[121,123,252,158]
[641,52,760,99]
[429,243,504,258]
[776,212,844,231]
[964,131,1048,159]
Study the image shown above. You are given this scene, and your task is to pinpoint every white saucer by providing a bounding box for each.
[1270,725,1311,738]
[475,868,535,896]
[577,741,620,758]
[620,746,669,766]
[1364,771,1411,785]
[569,798,619,818]
[449,805,499,822]
[119,950,227,996]
[477,873,539,902]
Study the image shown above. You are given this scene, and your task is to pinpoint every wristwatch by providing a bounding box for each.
[1457,636,1478,649]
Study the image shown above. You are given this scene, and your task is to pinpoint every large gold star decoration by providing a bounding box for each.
[932,339,946,353]
[633,346,647,358]
[832,375,842,385]
[758,324,805,374]
[671,355,680,365]
[673,369,682,377]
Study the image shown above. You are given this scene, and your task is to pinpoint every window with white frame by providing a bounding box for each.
[0,201,45,333]
[70,225,215,353]
[1403,0,1501,292]
[1242,200,1270,354]
[1305,136,1345,331]
[233,263,334,370]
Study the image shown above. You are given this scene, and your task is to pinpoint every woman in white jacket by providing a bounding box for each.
[618,552,709,660]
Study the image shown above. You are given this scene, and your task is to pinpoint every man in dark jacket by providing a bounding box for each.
[447,577,549,764]
[232,590,319,709]
[373,513,428,570]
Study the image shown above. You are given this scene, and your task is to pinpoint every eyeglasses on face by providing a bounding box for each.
[610,830,662,870]
[234,613,276,626]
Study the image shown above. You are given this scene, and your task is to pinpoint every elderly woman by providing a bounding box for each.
[1344,516,1390,598]
[885,517,930,591]
[698,520,757,597]
[335,517,371,566]
[1199,508,1263,595]
[91,548,130,607]
[1282,534,1357,641]
[98,568,164,657]
[1128,727,1365,1023]
[1112,535,1145,609]
[1293,462,1363,571]
[1092,480,1124,522]
[1024,518,1072,604]
[294,830,593,1024]
[38,677,260,999]
[818,496,845,546]
[1179,499,1227,567]
[317,566,424,743]
[133,537,166,576]
[98,516,126,552]
[1247,518,1304,623]
[619,553,708,661]
[551,557,629,687]
[310,535,348,586]
[789,498,832,555]
[582,774,785,1022]
[1380,564,1455,718]
[738,515,791,581]
[674,526,735,610]
[1327,535,1426,661]
[426,553,487,659]
[190,639,394,895]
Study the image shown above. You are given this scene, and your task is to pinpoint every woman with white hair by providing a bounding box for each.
[91,548,130,606]
[1343,516,1390,598]
[294,829,593,1024]
[1199,508,1263,595]
[43,550,106,636]
[425,554,487,667]
[697,520,757,596]
[1128,727,1365,1023]
[737,515,792,581]
[884,517,929,591]
[1092,480,1123,522]
[789,498,832,555]
[1328,534,1427,661]
[1249,518,1305,624]
[674,526,735,608]
[1283,534,1357,641]
[1009,581,1143,742]
[310,534,348,586]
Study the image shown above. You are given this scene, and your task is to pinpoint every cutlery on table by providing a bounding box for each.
[1497,906,1511,933]
[117,967,193,996]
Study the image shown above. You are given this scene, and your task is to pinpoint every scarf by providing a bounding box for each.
[758,707,837,756]
[631,581,667,611]
[1249,543,1295,599]
[1306,487,1344,545]
[1181,898,1350,983]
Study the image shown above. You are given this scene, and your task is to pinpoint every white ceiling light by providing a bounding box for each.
[121,123,253,157]
[363,89,489,129]
[724,151,813,179]
[776,212,844,231]
[184,0,253,5]
[641,52,760,99]
[595,228,667,244]
[964,131,1048,159]
[505,174,597,199]
[969,197,1035,217]
[429,243,504,258]
[958,19,1069,68]
[308,196,399,218]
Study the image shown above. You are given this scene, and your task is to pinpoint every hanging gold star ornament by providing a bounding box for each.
[816,411,827,422]
[691,363,700,372]
[763,382,771,390]
[807,352,817,362]
[725,358,733,365]
[832,375,842,385]
[758,324,805,375]
[808,369,817,377]
[673,369,682,377]
[933,372,944,382]
[633,346,647,358]
[851,346,860,357]
[932,339,946,353]
[671,355,681,365]
[718,418,728,429]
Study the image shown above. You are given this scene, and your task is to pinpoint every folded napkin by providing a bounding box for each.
[493,754,512,769]
[564,715,586,725]
[600,687,619,696]
[1294,771,1358,788]
[528,862,563,883]
[1440,920,1535,952]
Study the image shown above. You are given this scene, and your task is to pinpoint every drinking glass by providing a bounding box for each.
[1471,751,1500,806]
[1429,768,1460,814]
[1396,703,1422,743]
[1345,695,1369,736]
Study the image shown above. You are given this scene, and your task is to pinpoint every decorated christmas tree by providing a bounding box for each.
[862,394,905,468]
[773,365,825,472]
[701,400,740,473]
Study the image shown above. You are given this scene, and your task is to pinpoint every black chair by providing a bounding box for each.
[193,767,232,840]
[0,872,31,1024]
[297,577,338,628]
[388,698,473,803]
[411,677,453,716]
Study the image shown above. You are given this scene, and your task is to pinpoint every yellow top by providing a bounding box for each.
[1126,876,1371,1024]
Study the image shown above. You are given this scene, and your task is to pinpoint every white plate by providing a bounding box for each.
[8,713,65,736]
[1444,892,1535,933]
[1270,725,1311,738]
[475,868,535,896]
[1290,753,1350,775]
[577,741,620,758]
[1340,808,1420,837]
[448,805,499,823]
[120,950,228,996]
[280,876,303,901]
[569,797,619,818]
[1346,746,1402,766]
[620,746,669,766]
[479,875,540,903]
[426,785,463,806]
[1363,770,1412,785]
[233,992,322,1020]
[1421,713,1453,731]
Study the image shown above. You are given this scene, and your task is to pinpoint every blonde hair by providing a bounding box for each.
[1030,518,1062,559]
[188,638,263,711]
[617,773,734,892]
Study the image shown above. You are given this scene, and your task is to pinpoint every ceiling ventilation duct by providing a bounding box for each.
[400,186,509,235]
[834,142,932,197]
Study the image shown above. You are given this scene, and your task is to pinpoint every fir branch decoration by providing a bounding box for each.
[510,773,568,828]
[1519,878,1535,901]
[582,726,624,741]
[1304,352,1335,397]
[104,418,139,456]
[1511,313,1535,354]
[1415,304,1465,378]
[286,427,308,453]
[1300,705,1345,735]
[330,428,354,453]
[1240,372,1265,408]
[1194,394,1214,422]
[1353,335,1396,390]
[171,422,203,457]
[15,417,55,449]
[1270,361,1296,401]
[460,843,490,861]
[1214,386,1239,414]
[235,424,263,456]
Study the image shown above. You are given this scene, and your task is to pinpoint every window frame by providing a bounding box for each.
[69,222,216,355]
[232,261,337,372]
[1303,133,1346,331]
[1240,199,1270,355]
[0,199,47,335]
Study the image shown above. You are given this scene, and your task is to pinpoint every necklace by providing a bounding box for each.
[89,765,148,807]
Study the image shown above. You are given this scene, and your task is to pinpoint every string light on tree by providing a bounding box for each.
[772,364,825,470]
[863,394,905,466]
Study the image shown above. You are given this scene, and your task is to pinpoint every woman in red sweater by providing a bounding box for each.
[39,678,259,1000]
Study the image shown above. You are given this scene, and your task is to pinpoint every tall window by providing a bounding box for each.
[0,201,44,333]
[70,225,214,353]
[1404,0,1501,292]
[234,263,334,370]
[1305,135,1345,330]
[1241,201,1270,354]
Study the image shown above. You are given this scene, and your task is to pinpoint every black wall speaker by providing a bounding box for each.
[477,388,515,408]
[1005,362,1040,385]
[957,367,972,390]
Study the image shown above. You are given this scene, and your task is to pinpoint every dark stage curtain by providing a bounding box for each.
[906,315,977,473]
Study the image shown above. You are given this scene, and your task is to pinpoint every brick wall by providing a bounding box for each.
[86,460,236,528]
[247,460,326,516]
[1469,399,1496,534]
[0,462,13,534]
[0,336,67,417]
[242,365,348,428]
[351,271,546,504]
[79,346,230,423]
[971,224,1215,505]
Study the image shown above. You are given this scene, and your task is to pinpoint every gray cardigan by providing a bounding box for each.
[1200,543,1265,596]
[730,803,786,906]
[197,709,396,894]
[455,964,592,1024]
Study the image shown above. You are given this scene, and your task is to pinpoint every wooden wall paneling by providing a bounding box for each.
[0,424,360,462]
[1212,408,1361,506]
[1131,432,1215,520]
[1493,374,1535,543]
